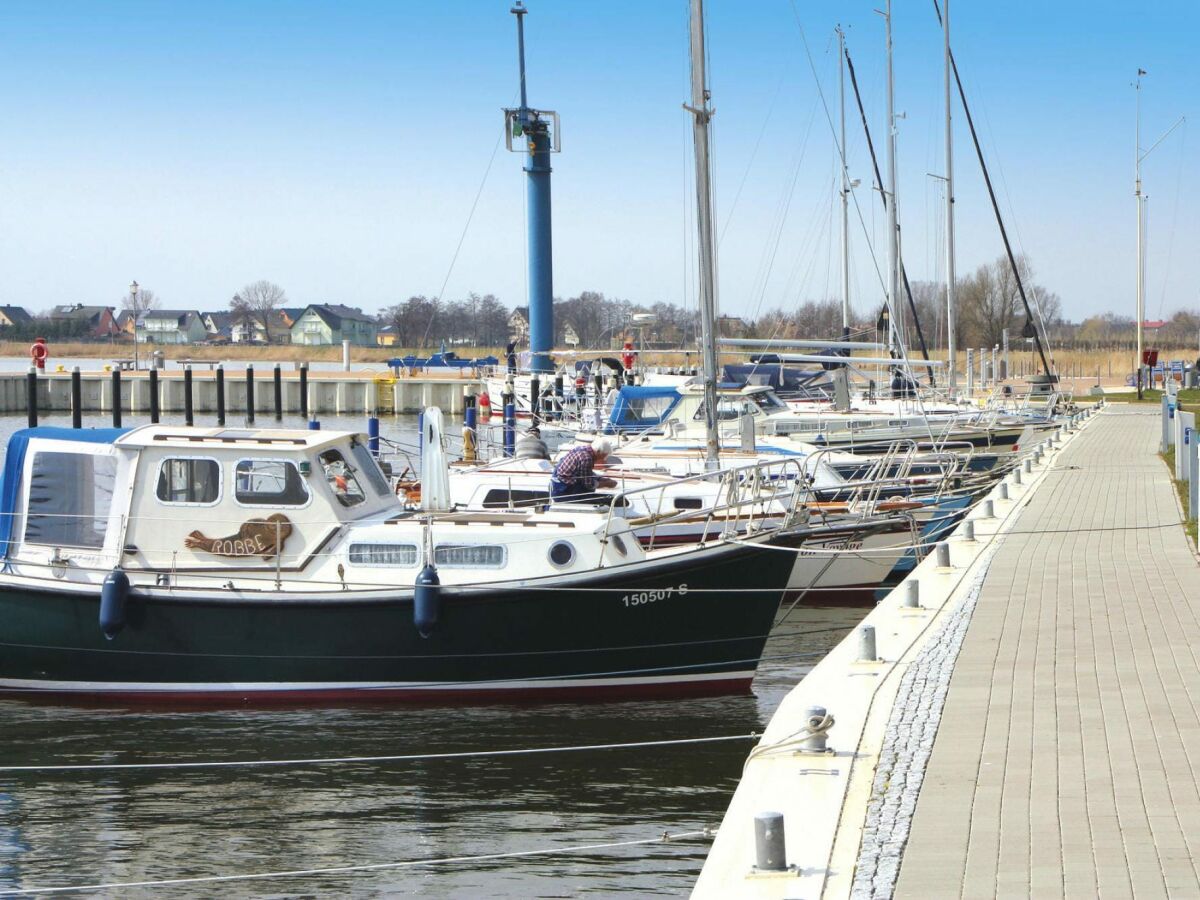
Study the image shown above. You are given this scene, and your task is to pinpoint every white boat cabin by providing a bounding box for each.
[0,425,648,594]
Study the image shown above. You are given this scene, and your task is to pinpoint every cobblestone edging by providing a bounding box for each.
[850,546,998,900]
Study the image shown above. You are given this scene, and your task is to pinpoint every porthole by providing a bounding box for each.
[611,534,628,557]
[548,540,576,568]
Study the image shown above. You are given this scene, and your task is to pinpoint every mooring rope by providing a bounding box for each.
[0,828,714,896]
[0,733,761,775]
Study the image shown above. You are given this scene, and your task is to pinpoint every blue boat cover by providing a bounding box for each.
[388,353,499,369]
[0,427,126,558]
[605,386,681,434]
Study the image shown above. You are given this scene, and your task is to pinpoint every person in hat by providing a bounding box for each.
[550,437,617,501]
[514,425,550,461]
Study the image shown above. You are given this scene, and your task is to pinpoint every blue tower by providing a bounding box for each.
[505,2,559,374]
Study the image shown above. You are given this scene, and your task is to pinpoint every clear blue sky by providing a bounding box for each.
[0,0,1195,327]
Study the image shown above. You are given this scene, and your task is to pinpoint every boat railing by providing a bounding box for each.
[598,457,810,556]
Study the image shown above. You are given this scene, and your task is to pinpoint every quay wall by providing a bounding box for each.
[692,403,1103,899]
[0,370,483,416]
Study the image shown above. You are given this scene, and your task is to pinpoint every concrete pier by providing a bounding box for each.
[896,405,1199,898]
[694,403,1137,898]
[3,369,479,416]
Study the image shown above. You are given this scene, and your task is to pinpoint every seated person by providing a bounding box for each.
[550,438,617,502]
[514,426,550,460]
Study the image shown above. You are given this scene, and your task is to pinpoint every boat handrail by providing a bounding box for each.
[599,457,810,558]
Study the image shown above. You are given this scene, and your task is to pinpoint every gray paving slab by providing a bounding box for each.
[894,408,1200,899]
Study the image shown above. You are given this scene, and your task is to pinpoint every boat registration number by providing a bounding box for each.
[621,585,688,607]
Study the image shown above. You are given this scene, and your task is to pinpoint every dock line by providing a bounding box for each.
[0,828,715,896]
[0,732,762,775]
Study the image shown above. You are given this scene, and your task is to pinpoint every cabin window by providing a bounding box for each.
[693,398,745,422]
[349,441,391,497]
[482,488,549,509]
[317,449,366,507]
[348,543,419,566]
[24,451,116,550]
[156,458,220,505]
[673,497,703,510]
[548,540,575,568]
[234,459,310,506]
[434,543,506,568]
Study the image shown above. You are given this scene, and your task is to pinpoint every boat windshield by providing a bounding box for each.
[349,441,391,497]
[319,449,366,507]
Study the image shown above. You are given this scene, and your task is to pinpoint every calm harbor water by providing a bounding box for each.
[0,408,870,896]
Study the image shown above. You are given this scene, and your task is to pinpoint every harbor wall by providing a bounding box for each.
[0,370,481,417]
[692,404,1103,899]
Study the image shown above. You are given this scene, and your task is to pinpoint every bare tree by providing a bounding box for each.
[122,285,159,318]
[230,294,257,343]
[237,280,287,344]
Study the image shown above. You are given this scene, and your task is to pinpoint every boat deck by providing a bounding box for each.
[896,407,1200,897]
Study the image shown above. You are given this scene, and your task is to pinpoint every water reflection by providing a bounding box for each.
[0,611,866,895]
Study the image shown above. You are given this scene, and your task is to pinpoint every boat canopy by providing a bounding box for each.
[0,427,127,558]
[605,386,682,434]
[723,363,831,396]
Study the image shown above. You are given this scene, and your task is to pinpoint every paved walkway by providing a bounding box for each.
[896,408,1200,898]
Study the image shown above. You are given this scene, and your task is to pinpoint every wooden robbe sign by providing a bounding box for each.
[185,513,293,560]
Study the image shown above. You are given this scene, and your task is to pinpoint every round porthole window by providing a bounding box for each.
[548,540,576,568]
[611,534,628,557]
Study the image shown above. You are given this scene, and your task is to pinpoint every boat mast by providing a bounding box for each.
[505,2,558,375]
[838,25,851,338]
[882,1,904,358]
[943,0,957,397]
[686,0,721,470]
[1135,68,1145,399]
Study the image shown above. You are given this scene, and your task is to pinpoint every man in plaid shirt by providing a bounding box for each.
[550,437,616,501]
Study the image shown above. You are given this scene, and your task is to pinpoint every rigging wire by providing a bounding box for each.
[789,15,890,303]
[719,70,788,248]
[1155,119,1187,319]
[419,95,514,349]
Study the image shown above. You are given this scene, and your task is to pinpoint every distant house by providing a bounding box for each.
[137,310,208,345]
[114,310,137,338]
[50,304,118,338]
[231,310,292,344]
[0,306,32,328]
[280,308,305,329]
[377,324,399,347]
[562,322,580,347]
[509,307,530,342]
[201,312,233,342]
[290,304,378,346]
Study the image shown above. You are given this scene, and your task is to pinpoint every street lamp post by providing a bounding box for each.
[130,281,140,370]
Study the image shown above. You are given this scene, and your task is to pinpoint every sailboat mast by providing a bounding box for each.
[944,0,957,397]
[838,26,850,336]
[687,0,720,470]
[883,1,903,354]
[1135,68,1145,399]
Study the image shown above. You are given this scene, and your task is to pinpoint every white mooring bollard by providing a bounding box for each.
[935,542,951,568]
[858,625,878,662]
[753,812,788,872]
